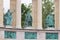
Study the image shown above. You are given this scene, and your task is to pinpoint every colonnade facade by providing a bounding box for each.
[0,0,60,40]
[0,0,60,29]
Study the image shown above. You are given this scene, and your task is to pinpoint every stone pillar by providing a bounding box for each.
[0,31,4,40]
[32,0,42,29]
[0,0,4,27]
[55,0,59,29]
[16,0,21,28]
[32,0,38,29]
[37,0,42,29]
[10,0,16,28]
[38,32,45,40]
[59,0,60,29]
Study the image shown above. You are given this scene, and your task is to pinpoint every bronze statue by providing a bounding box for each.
[4,9,12,25]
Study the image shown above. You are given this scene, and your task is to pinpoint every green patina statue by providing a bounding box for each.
[45,13,55,28]
[24,11,32,27]
[4,10,12,25]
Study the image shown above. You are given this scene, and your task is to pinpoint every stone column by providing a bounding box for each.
[16,0,21,28]
[0,0,4,27]
[10,0,16,28]
[37,0,42,29]
[32,0,42,29]
[32,0,38,29]
[59,0,60,29]
[55,0,59,29]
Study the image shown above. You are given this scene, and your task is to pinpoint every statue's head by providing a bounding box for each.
[7,9,12,15]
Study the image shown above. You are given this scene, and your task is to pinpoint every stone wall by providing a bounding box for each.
[0,29,60,40]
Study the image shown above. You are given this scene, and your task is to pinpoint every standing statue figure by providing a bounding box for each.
[4,10,12,25]
[24,11,32,27]
[45,13,55,28]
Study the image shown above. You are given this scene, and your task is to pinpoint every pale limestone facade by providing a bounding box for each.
[0,0,42,29]
[0,0,60,40]
[0,0,60,29]
[0,29,60,40]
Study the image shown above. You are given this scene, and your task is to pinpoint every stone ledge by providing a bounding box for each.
[0,27,60,31]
